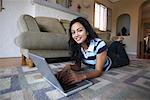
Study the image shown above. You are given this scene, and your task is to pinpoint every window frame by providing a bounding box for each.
[94,2,111,32]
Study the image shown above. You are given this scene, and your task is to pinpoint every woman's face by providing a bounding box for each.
[71,22,88,44]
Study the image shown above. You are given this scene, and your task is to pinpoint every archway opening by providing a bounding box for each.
[137,0,150,59]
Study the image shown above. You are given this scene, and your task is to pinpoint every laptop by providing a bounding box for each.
[29,53,93,96]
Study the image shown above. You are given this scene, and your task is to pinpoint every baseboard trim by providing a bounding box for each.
[0,57,21,59]
[127,52,137,55]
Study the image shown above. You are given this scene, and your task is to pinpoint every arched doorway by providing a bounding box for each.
[116,14,130,36]
[137,0,150,59]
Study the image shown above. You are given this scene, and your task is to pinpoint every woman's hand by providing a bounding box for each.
[56,68,86,86]
[64,63,72,69]
[64,63,81,71]
[65,70,86,85]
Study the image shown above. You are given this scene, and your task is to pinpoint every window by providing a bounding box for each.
[94,3,108,31]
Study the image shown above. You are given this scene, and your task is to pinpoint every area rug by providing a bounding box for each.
[0,59,150,100]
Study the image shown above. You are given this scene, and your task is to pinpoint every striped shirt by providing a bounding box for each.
[81,38,112,71]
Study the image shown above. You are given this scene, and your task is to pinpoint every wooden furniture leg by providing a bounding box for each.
[21,55,27,66]
[26,58,35,68]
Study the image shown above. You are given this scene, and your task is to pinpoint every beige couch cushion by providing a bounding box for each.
[35,17,66,34]
[97,33,110,43]
[29,50,70,58]
[97,33,112,46]
[60,19,70,35]
[15,32,69,50]
[18,14,40,33]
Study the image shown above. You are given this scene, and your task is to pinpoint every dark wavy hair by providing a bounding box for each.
[68,17,98,62]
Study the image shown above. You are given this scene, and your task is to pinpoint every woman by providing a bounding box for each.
[56,17,112,86]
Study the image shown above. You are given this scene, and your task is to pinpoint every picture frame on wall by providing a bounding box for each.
[56,0,72,8]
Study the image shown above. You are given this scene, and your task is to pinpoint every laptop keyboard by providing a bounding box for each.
[55,73,90,93]
[55,70,77,91]
[49,62,91,93]
[63,80,90,93]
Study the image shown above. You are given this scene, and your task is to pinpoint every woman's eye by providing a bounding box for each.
[78,29,82,32]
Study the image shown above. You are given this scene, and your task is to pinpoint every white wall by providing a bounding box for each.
[34,4,78,21]
[0,0,35,58]
[112,0,145,55]
[0,0,78,58]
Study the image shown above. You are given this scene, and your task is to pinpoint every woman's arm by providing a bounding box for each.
[64,51,107,85]
[82,50,107,79]
[57,51,107,85]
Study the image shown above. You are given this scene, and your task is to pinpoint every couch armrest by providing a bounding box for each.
[97,33,111,43]
[15,32,69,50]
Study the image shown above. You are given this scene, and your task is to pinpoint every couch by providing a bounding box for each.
[15,14,111,67]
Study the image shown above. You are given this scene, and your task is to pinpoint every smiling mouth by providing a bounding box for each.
[75,37,82,41]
